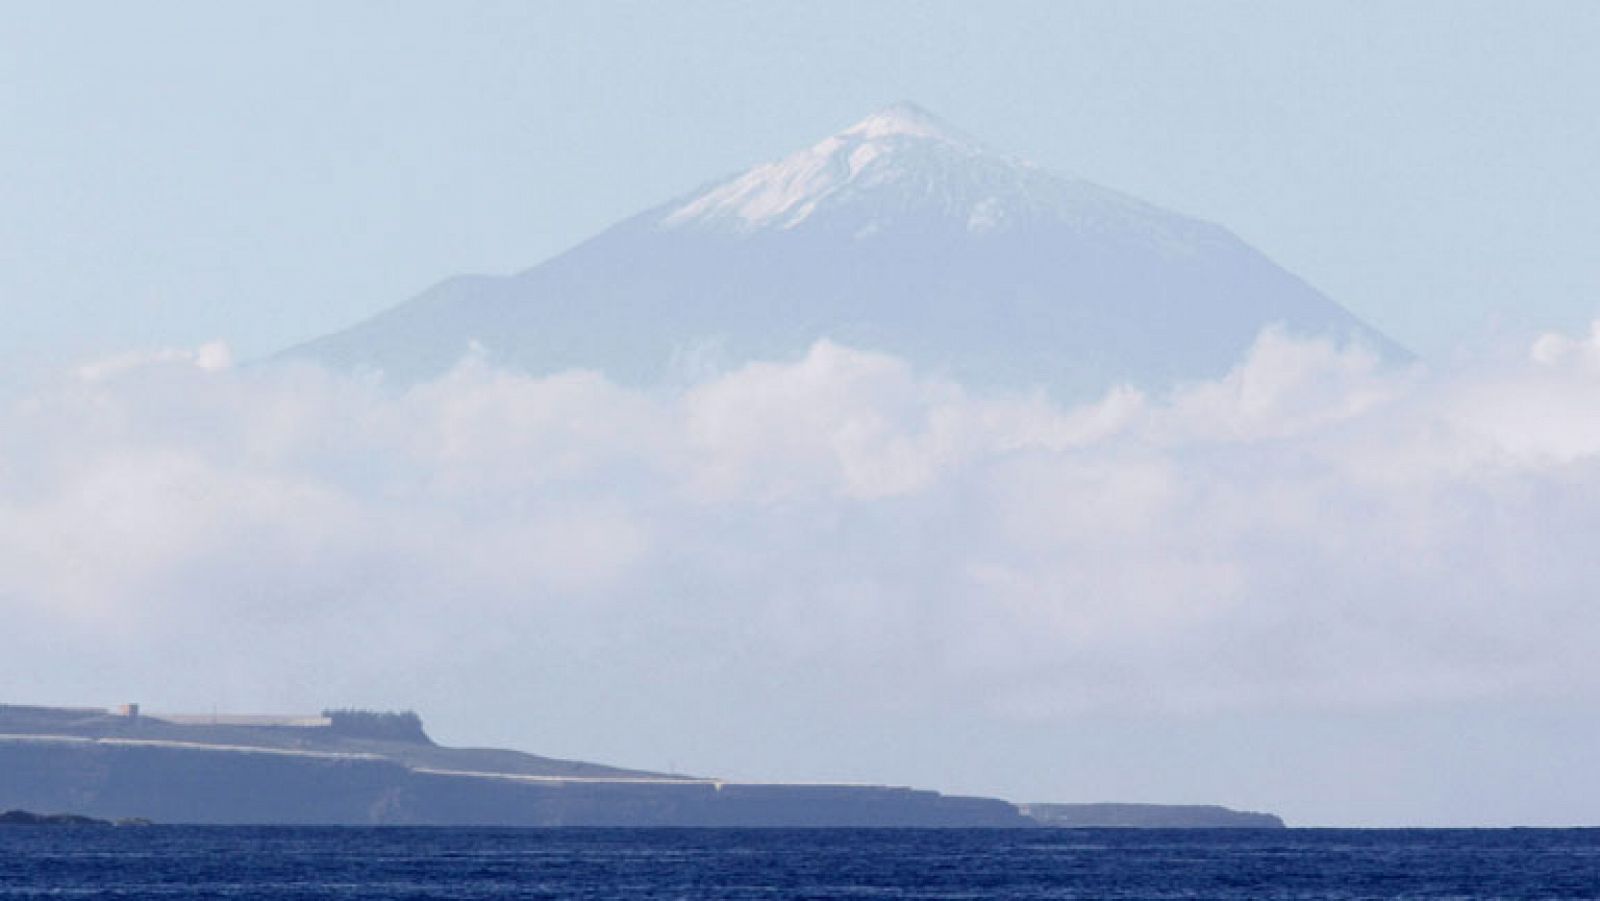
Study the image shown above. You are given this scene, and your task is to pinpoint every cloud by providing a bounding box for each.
[73,341,233,382]
[4,325,1600,737]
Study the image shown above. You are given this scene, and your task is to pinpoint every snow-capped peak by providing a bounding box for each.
[836,101,979,148]
[660,103,998,233]
[657,102,1214,253]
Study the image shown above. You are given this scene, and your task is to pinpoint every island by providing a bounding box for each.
[0,809,113,826]
[1022,803,1286,828]
[0,703,1284,828]
[0,703,1026,827]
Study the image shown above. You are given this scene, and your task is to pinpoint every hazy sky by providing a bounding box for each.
[6,2,1600,828]
[4,1,1598,375]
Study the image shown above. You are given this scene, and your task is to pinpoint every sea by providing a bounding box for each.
[2,827,1598,899]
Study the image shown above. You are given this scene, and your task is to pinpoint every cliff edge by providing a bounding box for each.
[0,704,1027,827]
[1022,803,1286,829]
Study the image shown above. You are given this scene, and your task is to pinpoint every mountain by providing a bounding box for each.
[277,102,1404,396]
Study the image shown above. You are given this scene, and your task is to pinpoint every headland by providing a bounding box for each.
[0,703,1281,828]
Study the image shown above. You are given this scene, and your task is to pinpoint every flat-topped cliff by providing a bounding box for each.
[0,705,1027,827]
[1022,803,1286,829]
[2,705,1286,828]
[0,809,113,826]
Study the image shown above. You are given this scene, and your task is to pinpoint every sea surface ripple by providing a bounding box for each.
[2,827,1598,899]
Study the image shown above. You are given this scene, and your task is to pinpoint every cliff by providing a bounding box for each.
[0,809,112,826]
[1022,803,1286,829]
[0,705,1027,827]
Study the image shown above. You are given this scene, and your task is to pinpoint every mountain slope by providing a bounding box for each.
[281,102,1403,396]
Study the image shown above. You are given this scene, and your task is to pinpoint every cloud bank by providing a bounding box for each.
[4,324,1600,809]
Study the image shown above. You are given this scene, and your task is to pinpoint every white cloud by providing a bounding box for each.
[4,326,1600,774]
[74,340,233,382]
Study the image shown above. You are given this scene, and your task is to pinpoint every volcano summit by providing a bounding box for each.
[282,103,1403,395]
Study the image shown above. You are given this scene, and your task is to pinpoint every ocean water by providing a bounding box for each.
[1,827,1598,899]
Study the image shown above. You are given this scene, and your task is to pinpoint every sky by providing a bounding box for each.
[4,1,1600,827]
[4,1,1598,373]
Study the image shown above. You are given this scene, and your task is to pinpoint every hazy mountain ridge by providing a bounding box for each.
[280,103,1404,397]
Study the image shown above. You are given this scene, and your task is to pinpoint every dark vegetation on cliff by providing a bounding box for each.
[322,709,431,744]
[0,810,109,826]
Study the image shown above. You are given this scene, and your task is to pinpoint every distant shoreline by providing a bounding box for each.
[0,703,1281,829]
[1,810,112,827]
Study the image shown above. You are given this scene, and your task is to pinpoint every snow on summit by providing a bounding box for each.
[662,102,1022,232]
[660,102,989,231]
[660,103,1214,248]
[839,101,977,144]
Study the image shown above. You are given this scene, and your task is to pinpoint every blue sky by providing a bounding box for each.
[4,1,1597,377]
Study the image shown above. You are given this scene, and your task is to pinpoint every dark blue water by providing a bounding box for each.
[2,828,1598,899]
